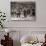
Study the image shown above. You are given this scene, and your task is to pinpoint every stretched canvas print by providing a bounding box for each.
[10,2,36,20]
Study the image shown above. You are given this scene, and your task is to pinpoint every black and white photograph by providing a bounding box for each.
[11,2,36,20]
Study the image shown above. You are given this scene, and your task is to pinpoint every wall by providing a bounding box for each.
[0,0,46,46]
[0,0,46,28]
